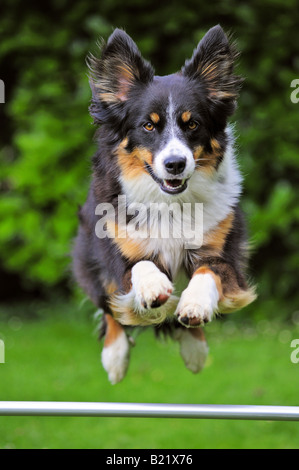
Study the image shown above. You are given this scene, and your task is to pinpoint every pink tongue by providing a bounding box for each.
[165,179,182,187]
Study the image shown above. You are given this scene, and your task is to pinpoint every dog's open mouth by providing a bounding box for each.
[144,163,188,195]
[161,178,188,194]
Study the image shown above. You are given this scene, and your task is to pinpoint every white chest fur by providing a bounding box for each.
[119,128,242,278]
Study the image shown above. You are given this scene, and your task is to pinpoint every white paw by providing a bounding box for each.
[175,273,219,327]
[131,261,173,311]
[101,330,130,384]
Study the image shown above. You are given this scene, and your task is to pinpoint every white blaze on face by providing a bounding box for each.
[153,95,195,180]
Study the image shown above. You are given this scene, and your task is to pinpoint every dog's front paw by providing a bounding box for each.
[175,272,219,327]
[131,261,173,311]
[176,300,214,327]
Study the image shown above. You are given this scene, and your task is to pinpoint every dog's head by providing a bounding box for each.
[88,26,242,197]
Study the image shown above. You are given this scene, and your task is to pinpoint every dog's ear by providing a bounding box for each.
[182,25,243,115]
[88,29,155,123]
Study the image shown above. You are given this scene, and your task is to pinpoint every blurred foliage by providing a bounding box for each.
[0,0,298,318]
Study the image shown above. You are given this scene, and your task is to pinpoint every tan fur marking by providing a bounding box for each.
[193,145,204,161]
[210,138,221,152]
[191,265,257,313]
[203,212,234,256]
[219,285,257,313]
[122,137,129,147]
[109,293,179,326]
[193,139,221,175]
[210,90,236,99]
[104,314,125,347]
[106,220,149,262]
[117,139,153,180]
[97,63,138,103]
[150,112,160,124]
[110,306,141,326]
[116,64,137,102]
[99,92,116,104]
[105,281,118,295]
[191,264,256,313]
[119,64,137,81]
[201,62,218,78]
[182,111,191,123]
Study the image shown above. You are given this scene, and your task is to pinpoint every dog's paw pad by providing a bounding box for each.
[136,279,173,311]
[141,290,172,309]
[149,290,173,308]
[176,304,213,328]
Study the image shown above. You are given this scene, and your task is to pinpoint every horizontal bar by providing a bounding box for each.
[0,402,299,421]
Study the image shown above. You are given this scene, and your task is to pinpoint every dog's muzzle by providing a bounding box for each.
[144,161,189,195]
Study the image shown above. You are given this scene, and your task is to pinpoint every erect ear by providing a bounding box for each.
[88,29,155,123]
[182,25,243,113]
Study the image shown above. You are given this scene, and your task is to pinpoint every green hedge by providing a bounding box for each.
[0,0,298,319]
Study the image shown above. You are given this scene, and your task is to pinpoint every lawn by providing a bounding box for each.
[0,300,298,449]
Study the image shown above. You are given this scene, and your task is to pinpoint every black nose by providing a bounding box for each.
[164,156,186,175]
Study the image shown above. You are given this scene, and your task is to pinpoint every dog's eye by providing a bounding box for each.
[188,120,199,131]
[143,122,155,132]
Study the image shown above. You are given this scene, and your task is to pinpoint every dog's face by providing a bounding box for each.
[89,26,242,197]
[118,74,213,195]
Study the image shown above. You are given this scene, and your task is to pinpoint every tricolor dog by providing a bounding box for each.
[73,25,256,383]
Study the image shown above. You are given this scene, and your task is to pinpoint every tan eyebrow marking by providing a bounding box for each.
[181,111,192,123]
[150,112,160,124]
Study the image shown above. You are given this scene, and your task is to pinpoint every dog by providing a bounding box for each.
[72,25,256,384]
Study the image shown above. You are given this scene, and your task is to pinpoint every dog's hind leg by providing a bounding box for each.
[101,314,130,384]
[174,327,209,373]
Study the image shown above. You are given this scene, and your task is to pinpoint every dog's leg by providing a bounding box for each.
[175,267,220,327]
[176,263,256,327]
[109,260,178,326]
[131,261,173,310]
[174,326,209,373]
[101,314,130,384]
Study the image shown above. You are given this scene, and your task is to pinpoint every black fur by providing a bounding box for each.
[73,26,254,333]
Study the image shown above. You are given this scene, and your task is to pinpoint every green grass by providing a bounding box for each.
[0,301,299,449]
